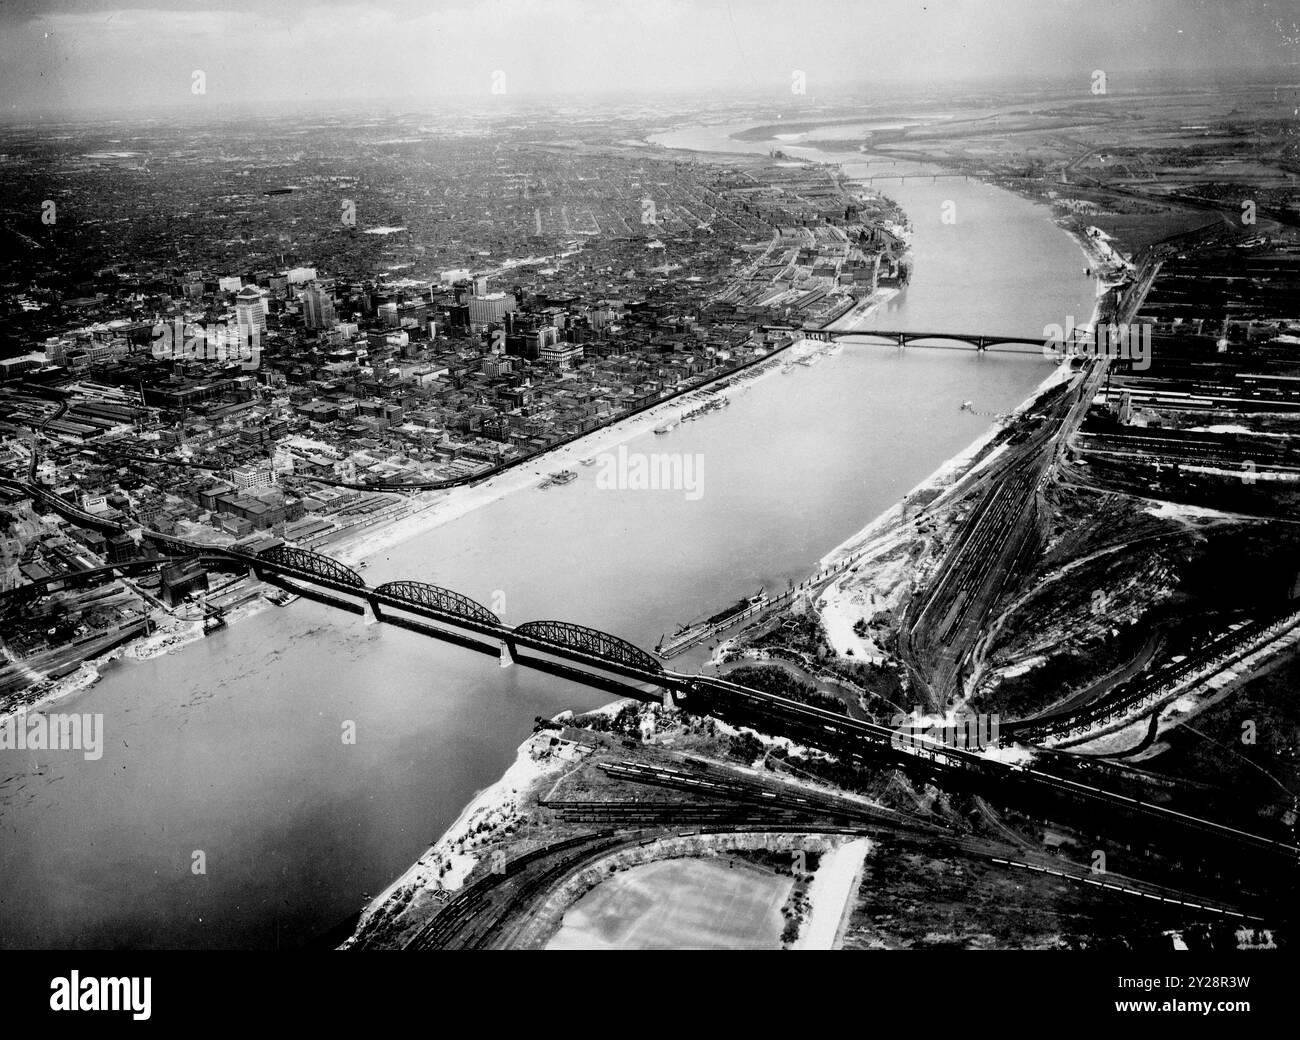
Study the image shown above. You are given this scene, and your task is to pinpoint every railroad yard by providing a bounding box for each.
[345,695,1285,951]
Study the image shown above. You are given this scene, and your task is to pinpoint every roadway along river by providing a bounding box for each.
[0,121,1096,949]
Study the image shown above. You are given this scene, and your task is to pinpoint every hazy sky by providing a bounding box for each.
[1,0,1295,114]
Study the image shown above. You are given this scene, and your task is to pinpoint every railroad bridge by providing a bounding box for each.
[14,532,1293,887]
[166,541,674,689]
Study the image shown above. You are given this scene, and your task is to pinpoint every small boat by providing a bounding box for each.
[682,398,728,421]
[539,469,577,489]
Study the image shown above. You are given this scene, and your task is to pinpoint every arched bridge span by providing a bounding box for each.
[513,620,663,674]
[256,545,365,588]
[374,580,500,626]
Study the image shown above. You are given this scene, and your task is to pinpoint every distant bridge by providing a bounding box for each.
[863,173,973,184]
[761,326,1080,353]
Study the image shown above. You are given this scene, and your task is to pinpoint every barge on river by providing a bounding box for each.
[655,587,767,659]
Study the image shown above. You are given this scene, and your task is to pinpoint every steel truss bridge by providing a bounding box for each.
[120,532,1300,907]
[143,536,672,688]
[4,530,1289,914]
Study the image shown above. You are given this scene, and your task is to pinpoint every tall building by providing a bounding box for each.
[235,287,267,336]
[468,292,516,327]
[230,461,274,491]
[301,284,337,330]
[44,337,73,365]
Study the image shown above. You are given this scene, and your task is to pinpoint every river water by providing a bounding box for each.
[0,120,1095,949]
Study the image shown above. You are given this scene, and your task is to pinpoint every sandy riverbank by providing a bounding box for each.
[341,706,620,948]
[810,357,1082,671]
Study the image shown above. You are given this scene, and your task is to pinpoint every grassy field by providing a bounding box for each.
[546,857,792,950]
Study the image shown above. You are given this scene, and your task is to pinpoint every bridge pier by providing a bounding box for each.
[367,596,384,622]
[361,598,380,625]
[660,681,694,709]
[499,637,515,669]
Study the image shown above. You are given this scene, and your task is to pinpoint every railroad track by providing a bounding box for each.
[403,831,614,951]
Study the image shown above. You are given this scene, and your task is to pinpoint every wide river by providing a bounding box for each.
[0,121,1095,949]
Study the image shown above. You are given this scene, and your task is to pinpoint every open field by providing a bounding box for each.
[546,857,792,950]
